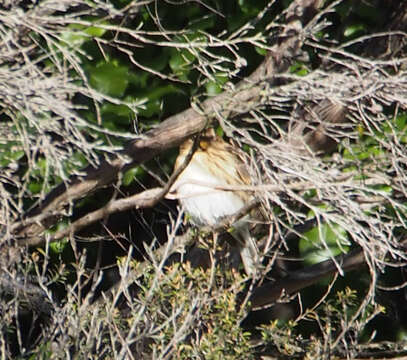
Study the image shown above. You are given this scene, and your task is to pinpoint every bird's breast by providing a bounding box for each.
[172,162,245,226]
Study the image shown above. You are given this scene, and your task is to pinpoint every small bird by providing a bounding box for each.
[169,129,259,275]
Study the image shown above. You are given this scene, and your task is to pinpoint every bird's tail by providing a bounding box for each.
[233,220,259,277]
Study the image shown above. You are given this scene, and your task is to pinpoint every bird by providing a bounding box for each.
[169,128,259,276]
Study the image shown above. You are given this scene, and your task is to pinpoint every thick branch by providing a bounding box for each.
[249,248,365,309]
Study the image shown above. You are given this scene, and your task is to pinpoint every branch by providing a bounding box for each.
[249,237,407,309]
[22,135,202,246]
[249,248,365,309]
[0,272,52,315]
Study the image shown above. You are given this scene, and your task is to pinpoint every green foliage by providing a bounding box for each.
[205,73,229,96]
[261,320,309,357]
[300,222,349,266]
[122,166,145,186]
[260,287,385,358]
[0,140,24,167]
[133,262,253,359]
[88,61,129,98]
[60,23,107,48]
[290,62,310,77]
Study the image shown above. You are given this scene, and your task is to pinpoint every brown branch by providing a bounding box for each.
[40,188,163,245]
[23,135,203,246]
[249,248,365,309]
[0,272,52,315]
[350,343,407,360]
[249,237,407,309]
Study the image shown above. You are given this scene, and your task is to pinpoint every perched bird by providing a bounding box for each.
[169,129,259,275]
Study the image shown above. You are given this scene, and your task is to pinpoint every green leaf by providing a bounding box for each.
[395,114,407,130]
[169,36,200,79]
[0,141,24,167]
[60,23,107,48]
[344,24,365,38]
[290,62,309,76]
[255,46,268,56]
[299,223,349,266]
[169,51,193,80]
[100,103,133,126]
[89,62,129,97]
[205,73,228,96]
[60,28,88,47]
[50,237,69,255]
[28,181,42,194]
[84,25,107,38]
[123,166,145,186]
[63,151,88,175]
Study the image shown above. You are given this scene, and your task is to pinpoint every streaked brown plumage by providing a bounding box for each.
[170,129,259,275]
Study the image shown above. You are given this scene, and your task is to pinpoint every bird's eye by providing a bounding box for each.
[199,140,210,150]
